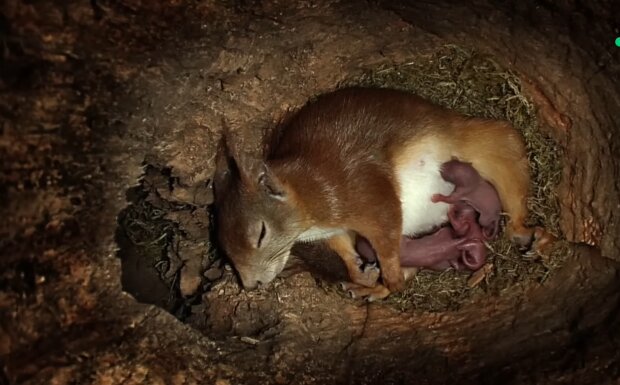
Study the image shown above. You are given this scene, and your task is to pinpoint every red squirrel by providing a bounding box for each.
[214,87,551,300]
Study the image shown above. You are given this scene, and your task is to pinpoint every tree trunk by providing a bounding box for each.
[1,1,619,384]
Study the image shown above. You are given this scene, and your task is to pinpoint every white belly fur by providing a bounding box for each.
[396,149,454,236]
[297,142,454,242]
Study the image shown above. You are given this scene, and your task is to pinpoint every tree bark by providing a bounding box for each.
[1,1,619,384]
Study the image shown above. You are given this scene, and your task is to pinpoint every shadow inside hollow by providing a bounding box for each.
[283,242,350,283]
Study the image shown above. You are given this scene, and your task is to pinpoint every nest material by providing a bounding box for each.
[349,45,565,311]
[118,45,566,314]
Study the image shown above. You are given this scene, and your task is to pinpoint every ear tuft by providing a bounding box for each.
[214,134,237,187]
[214,127,254,188]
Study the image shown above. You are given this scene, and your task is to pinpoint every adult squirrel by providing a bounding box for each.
[214,87,552,300]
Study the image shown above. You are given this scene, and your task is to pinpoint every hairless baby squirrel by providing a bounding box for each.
[432,159,501,239]
[355,160,501,273]
[214,87,553,301]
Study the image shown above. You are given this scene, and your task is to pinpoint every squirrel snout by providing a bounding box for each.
[233,253,290,291]
[241,278,262,291]
[237,270,263,290]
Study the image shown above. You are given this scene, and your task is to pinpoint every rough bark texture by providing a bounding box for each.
[1,1,619,384]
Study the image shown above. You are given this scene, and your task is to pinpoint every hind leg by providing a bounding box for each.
[453,119,555,253]
[494,177,534,246]
[470,149,555,252]
[490,170,556,252]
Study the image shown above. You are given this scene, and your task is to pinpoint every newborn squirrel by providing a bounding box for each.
[214,87,551,300]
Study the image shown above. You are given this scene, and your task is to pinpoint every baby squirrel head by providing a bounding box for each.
[213,137,304,290]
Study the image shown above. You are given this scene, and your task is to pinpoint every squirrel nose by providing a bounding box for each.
[244,281,258,290]
[240,277,262,291]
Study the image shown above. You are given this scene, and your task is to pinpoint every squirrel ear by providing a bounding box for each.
[214,135,236,188]
[215,119,251,186]
[214,132,255,187]
[258,164,287,200]
[213,126,285,199]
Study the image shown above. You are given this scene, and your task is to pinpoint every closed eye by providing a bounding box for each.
[257,221,266,248]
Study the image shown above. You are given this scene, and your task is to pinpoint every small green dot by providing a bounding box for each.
[616,37,620,47]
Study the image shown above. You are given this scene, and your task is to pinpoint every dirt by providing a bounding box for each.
[2,1,620,384]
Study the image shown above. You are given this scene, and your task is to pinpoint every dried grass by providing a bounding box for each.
[346,45,566,312]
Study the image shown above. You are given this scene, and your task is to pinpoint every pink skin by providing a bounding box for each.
[399,202,487,271]
[355,202,487,271]
[432,159,501,239]
[354,160,502,272]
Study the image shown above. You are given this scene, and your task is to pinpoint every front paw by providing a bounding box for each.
[382,271,405,293]
[350,262,381,287]
[340,282,391,302]
[360,263,381,287]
